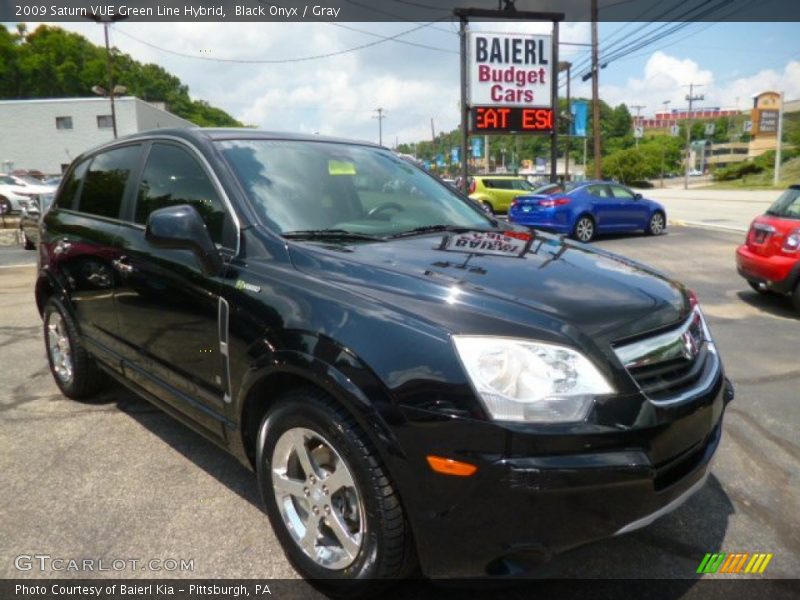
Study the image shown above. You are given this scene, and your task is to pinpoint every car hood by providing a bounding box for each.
[288,231,688,343]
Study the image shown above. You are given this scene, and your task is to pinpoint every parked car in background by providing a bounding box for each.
[467,175,536,214]
[736,184,800,312]
[19,193,55,249]
[508,180,667,242]
[0,173,57,213]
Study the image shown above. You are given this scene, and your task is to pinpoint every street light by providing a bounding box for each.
[85,13,128,139]
[91,84,127,138]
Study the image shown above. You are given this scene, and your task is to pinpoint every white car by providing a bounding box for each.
[0,174,57,213]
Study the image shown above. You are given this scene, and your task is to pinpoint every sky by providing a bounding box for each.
[12,20,800,146]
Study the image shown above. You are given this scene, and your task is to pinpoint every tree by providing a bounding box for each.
[0,24,241,127]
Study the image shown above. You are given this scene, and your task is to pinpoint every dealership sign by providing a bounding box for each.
[467,31,553,134]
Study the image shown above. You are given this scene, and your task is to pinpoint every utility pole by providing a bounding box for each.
[631,104,646,149]
[559,61,572,182]
[102,23,118,139]
[660,99,670,188]
[85,14,128,139]
[373,108,386,146]
[591,0,601,179]
[458,15,468,193]
[684,83,704,190]
[774,91,784,186]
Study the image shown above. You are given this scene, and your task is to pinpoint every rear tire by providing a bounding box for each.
[0,196,11,215]
[256,387,416,597]
[43,297,104,399]
[481,201,494,215]
[572,215,595,242]
[748,280,776,295]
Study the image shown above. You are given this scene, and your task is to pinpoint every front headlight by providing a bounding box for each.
[453,336,615,423]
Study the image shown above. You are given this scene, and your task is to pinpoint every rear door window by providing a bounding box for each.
[134,143,232,246]
[78,145,140,219]
[609,185,635,200]
[587,184,612,198]
[487,179,512,190]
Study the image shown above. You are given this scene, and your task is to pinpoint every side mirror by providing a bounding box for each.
[634,193,643,200]
[145,204,223,276]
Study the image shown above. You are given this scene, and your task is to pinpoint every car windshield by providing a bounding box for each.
[217,139,493,237]
[531,183,562,195]
[766,187,800,219]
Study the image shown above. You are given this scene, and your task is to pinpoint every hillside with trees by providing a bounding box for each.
[399,98,797,186]
[0,24,241,127]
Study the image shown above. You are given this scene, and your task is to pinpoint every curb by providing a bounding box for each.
[668,219,747,234]
[0,229,20,247]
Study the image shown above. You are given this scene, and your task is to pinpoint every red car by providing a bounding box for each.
[736,184,800,311]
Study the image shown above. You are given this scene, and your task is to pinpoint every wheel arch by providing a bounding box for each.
[235,350,405,476]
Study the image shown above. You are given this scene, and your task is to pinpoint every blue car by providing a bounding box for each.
[508,180,667,242]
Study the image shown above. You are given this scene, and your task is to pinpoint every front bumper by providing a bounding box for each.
[402,376,733,579]
[736,244,798,293]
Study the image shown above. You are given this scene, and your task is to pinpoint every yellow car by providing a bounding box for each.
[468,175,536,214]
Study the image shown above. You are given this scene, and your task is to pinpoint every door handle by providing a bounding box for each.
[112,257,135,274]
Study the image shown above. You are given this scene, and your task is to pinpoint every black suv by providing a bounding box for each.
[37,129,733,593]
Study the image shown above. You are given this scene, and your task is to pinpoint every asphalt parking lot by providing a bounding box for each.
[1,226,798,597]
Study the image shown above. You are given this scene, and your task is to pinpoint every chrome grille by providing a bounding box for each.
[614,308,720,405]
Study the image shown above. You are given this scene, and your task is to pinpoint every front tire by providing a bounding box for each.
[573,215,595,242]
[256,388,415,596]
[646,211,666,235]
[793,282,800,313]
[43,297,104,399]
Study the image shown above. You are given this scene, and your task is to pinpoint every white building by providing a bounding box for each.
[0,96,195,174]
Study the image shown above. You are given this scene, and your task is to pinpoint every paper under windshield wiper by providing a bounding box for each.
[389,225,499,239]
[282,229,385,242]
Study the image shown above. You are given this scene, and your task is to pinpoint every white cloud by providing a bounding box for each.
[20,22,797,144]
[591,50,800,115]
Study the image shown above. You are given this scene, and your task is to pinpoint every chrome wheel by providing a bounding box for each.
[575,217,594,242]
[649,213,665,235]
[47,313,73,384]
[271,427,365,570]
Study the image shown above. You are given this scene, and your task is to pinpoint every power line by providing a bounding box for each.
[570,0,729,84]
[113,19,450,64]
[327,22,457,54]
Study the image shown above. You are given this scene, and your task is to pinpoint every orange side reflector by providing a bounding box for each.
[426,455,477,477]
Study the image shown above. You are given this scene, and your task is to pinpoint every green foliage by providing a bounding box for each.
[599,134,684,184]
[713,161,764,181]
[0,24,240,127]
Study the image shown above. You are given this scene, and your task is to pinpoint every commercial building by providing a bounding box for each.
[0,96,195,174]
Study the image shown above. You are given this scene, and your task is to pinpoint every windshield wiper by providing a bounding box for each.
[389,224,506,239]
[282,229,385,242]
